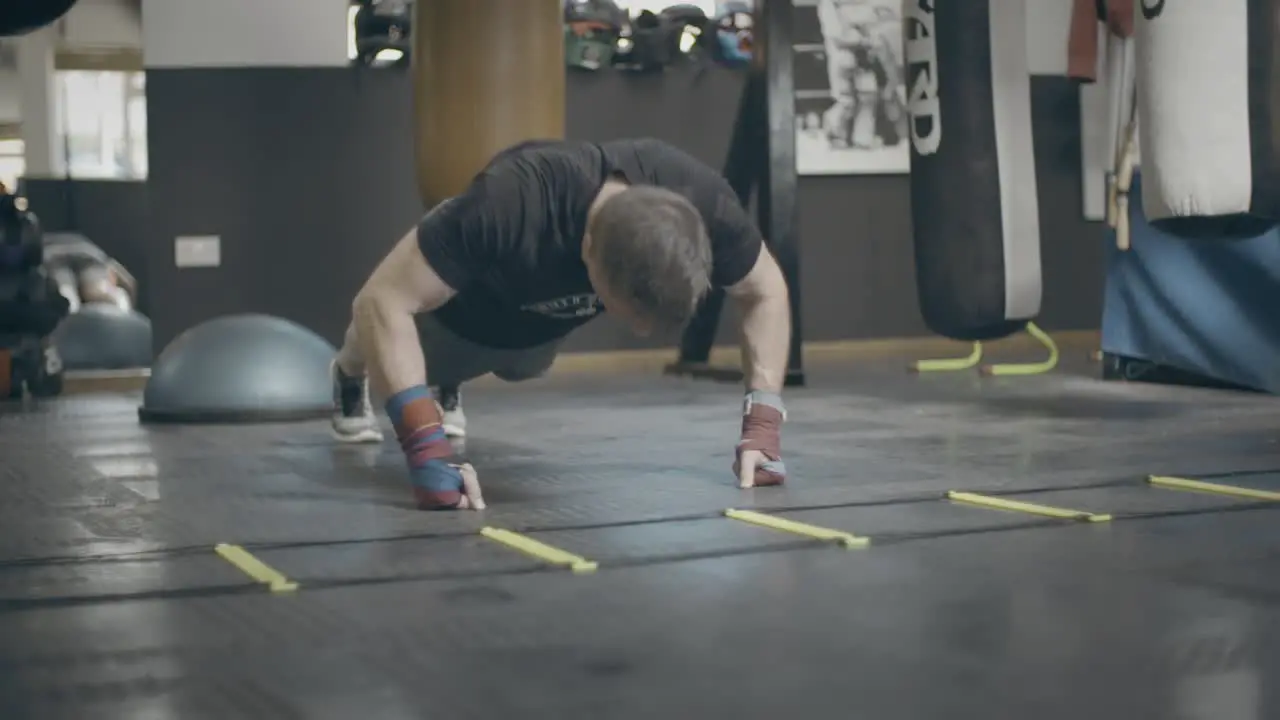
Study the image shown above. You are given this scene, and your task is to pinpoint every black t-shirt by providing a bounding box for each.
[417,137,764,349]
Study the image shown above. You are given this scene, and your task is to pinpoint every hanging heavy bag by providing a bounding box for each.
[903,0,1043,341]
[1133,0,1280,240]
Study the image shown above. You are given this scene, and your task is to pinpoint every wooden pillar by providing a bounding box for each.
[411,0,565,206]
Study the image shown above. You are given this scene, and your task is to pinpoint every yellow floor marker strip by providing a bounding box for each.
[1148,475,1280,502]
[214,543,298,593]
[724,509,870,548]
[946,492,1112,523]
[480,527,599,573]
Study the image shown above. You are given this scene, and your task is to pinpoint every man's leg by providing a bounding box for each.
[491,339,564,383]
[331,319,384,443]
[415,313,505,438]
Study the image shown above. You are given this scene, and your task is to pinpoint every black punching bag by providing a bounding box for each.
[903,0,1042,341]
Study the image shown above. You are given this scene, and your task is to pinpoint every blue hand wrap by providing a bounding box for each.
[386,385,464,508]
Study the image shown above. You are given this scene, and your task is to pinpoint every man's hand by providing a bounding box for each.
[733,391,786,488]
[410,461,486,510]
[387,386,486,511]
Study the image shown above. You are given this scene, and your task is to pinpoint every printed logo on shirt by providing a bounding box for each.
[521,293,604,319]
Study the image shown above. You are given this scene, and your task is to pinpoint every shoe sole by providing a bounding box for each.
[442,423,466,438]
[331,426,384,444]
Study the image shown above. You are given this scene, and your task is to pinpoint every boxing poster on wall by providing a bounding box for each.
[793,0,909,175]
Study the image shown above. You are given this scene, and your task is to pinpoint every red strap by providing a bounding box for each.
[1067,0,1100,83]
[739,404,783,461]
[1104,0,1135,38]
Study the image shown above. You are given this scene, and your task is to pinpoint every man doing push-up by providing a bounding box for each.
[330,137,792,510]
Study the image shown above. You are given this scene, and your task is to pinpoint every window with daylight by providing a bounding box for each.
[56,70,148,180]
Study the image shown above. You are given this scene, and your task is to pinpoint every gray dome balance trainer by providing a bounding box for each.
[52,303,153,371]
[139,313,337,423]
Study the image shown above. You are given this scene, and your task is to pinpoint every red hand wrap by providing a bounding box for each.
[735,402,786,486]
[392,395,464,509]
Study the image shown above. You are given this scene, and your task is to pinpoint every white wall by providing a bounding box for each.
[1024,0,1119,221]
[60,0,142,49]
[142,0,349,68]
[1026,0,1075,76]
[0,68,19,125]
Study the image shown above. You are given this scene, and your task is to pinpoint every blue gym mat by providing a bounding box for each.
[1101,172,1280,394]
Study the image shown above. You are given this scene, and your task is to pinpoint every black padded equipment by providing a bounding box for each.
[0,0,80,37]
[138,313,337,424]
[52,303,152,371]
[564,0,625,70]
[0,335,62,398]
[0,194,43,273]
[0,191,70,339]
[352,0,411,66]
[903,0,1042,341]
[0,271,66,338]
[613,10,687,71]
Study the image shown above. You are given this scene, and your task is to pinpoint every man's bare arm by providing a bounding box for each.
[726,244,791,394]
[352,227,457,401]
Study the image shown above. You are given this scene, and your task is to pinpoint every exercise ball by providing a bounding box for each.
[52,303,152,370]
[138,313,336,423]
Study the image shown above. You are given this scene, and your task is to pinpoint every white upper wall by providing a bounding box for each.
[60,0,142,50]
[0,68,18,124]
[142,0,349,68]
[1026,0,1076,76]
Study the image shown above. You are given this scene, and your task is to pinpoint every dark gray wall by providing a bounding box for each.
[131,64,1103,352]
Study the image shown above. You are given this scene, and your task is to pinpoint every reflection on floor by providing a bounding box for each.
[0,357,1278,719]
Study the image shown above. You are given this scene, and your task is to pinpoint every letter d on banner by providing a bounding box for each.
[904,1,940,155]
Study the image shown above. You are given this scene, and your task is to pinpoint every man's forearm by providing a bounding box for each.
[352,294,428,402]
[737,292,791,394]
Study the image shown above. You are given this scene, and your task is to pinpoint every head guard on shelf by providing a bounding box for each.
[659,4,711,59]
[564,0,627,70]
[352,0,412,66]
[613,5,706,72]
[712,2,753,66]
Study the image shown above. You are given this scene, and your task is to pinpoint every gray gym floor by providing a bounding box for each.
[1,355,1279,719]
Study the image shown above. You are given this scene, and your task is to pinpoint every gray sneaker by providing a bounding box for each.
[330,361,384,443]
[434,385,467,438]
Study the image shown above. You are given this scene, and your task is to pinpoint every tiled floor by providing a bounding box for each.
[1,358,1278,719]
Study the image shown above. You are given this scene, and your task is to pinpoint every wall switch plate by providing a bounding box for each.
[175,235,221,268]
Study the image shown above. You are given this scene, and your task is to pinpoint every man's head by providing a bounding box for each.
[583,185,713,336]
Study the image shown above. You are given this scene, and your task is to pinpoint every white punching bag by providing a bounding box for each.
[1133,0,1280,239]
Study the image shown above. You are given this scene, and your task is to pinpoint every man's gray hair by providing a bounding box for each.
[587,185,713,330]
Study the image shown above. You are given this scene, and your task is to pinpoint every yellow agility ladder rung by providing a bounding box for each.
[1148,475,1280,503]
[214,543,299,593]
[724,509,870,548]
[946,491,1112,523]
[480,527,599,573]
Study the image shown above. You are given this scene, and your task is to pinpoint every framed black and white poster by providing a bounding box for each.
[793,0,908,175]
